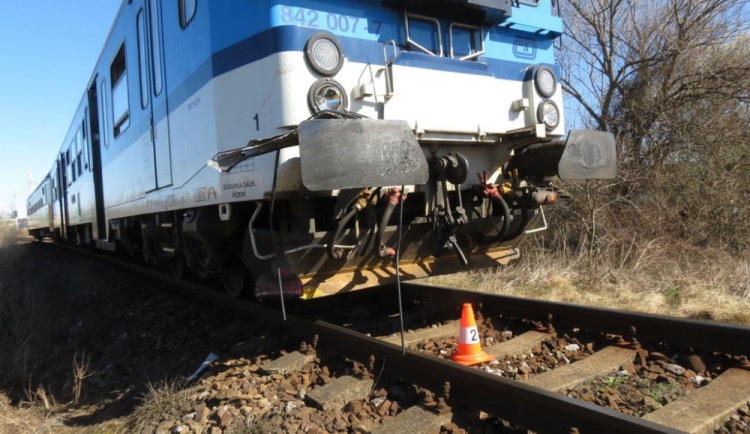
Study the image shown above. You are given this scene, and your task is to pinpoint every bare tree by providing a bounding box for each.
[560,0,749,164]
[549,0,750,257]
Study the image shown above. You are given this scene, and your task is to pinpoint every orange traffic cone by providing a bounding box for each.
[451,303,494,366]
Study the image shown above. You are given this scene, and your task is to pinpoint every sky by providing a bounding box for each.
[0,1,121,218]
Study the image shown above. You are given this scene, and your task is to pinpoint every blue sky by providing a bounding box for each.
[0,1,121,217]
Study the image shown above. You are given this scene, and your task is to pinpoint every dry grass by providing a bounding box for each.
[0,392,59,434]
[124,380,193,433]
[424,241,750,326]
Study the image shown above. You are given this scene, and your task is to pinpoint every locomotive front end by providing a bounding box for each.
[210,0,616,297]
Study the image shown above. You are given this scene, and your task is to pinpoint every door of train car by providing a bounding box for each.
[137,0,173,190]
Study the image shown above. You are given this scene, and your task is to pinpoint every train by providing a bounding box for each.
[26,0,615,298]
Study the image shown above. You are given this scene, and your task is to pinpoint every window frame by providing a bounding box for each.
[75,125,83,177]
[404,12,443,57]
[110,43,130,138]
[136,9,150,110]
[100,79,110,149]
[149,0,164,96]
[82,116,90,171]
[66,149,73,186]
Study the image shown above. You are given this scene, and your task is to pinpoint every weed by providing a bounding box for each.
[72,351,94,405]
[644,379,676,405]
[126,380,192,433]
[664,287,681,307]
[600,375,627,389]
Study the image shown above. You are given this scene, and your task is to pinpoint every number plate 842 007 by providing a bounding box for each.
[274,5,383,36]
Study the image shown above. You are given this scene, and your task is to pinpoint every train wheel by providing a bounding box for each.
[220,261,251,297]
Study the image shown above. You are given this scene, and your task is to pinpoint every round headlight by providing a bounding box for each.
[534,66,557,97]
[308,78,349,113]
[305,33,344,76]
[537,99,560,130]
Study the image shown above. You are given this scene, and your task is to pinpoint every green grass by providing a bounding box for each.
[663,287,682,307]
[644,379,677,405]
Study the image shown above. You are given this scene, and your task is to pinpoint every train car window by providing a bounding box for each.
[179,0,196,29]
[100,79,109,149]
[65,145,76,185]
[515,0,540,5]
[450,24,483,60]
[137,10,150,110]
[149,0,163,96]
[81,117,90,171]
[65,149,72,186]
[70,138,78,182]
[76,126,84,177]
[110,44,130,137]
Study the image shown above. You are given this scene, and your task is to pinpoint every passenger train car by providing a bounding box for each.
[27,0,615,297]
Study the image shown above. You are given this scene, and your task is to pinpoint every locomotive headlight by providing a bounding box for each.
[308,78,349,113]
[534,65,557,97]
[305,33,345,76]
[537,99,560,130]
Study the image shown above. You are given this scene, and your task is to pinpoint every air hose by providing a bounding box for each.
[327,207,359,260]
[377,188,402,259]
[489,194,511,240]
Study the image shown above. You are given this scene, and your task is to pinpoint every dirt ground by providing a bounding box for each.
[0,242,255,433]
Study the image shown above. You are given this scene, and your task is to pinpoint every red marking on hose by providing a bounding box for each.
[386,187,401,205]
[477,171,502,200]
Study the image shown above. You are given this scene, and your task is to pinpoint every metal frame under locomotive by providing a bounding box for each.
[27,0,615,297]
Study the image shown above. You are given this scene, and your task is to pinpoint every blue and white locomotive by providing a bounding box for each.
[27,0,615,297]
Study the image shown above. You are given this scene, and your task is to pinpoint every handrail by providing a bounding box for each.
[404,12,443,57]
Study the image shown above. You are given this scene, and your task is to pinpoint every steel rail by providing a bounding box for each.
[291,282,750,356]
[401,282,750,355]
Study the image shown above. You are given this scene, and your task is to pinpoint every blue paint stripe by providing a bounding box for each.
[106,25,557,167]
[170,25,548,114]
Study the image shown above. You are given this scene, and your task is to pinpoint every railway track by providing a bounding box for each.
[28,241,750,433]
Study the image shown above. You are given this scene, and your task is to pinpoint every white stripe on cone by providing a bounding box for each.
[459,326,480,344]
